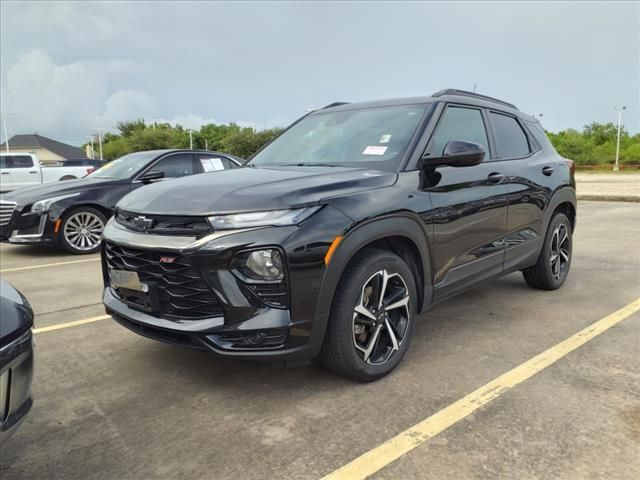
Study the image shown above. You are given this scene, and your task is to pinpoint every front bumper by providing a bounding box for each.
[0,329,34,441]
[101,207,351,362]
[0,205,57,245]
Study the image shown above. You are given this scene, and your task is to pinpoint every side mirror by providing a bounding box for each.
[422,140,486,168]
[138,170,165,183]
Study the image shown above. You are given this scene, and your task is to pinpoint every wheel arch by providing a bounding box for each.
[309,212,433,356]
[543,187,577,234]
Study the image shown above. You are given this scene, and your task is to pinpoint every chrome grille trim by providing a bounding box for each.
[0,201,17,227]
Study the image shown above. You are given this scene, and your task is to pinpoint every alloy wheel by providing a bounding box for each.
[352,269,411,365]
[63,211,104,251]
[550,223,570,280]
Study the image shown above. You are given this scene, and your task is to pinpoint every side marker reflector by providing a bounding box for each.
[54,219,62,233]
[324,235,344,265]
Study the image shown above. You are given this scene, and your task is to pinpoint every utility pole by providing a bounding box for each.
[94,128,104,160]
[614,106,627,172]
[472,84,477,93]
[188,129,193,149]
[2,112,13,152]
[205,138,208,150]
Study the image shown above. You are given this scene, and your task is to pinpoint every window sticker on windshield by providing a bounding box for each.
[200,157,224,172]
[362,145,388,156]
[379,134,392,144]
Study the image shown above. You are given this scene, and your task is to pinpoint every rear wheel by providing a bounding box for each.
[320,249,417,382]
[522,212,572,290]
[59,207,106,254]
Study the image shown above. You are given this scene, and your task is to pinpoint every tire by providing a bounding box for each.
[59,207,107,255]
[320,248,418,382]
[522,212,573,290]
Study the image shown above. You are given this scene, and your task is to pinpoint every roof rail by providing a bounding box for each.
[431,89,518,110]
[322,102,350,109]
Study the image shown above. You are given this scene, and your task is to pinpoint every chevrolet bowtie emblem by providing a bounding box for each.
[132,215,154,231]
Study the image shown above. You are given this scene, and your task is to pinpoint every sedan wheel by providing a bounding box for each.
[60,208,106,254]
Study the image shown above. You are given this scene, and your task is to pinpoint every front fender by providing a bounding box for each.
[307,212,433,357]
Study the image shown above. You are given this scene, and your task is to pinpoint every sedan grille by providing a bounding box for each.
[104,241,223,319]
[0,201,17,227]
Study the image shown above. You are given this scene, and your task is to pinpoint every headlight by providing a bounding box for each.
[208,206,321,230]
[30,193,80,213]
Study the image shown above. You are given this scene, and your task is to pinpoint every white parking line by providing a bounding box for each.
[0,257,100,273]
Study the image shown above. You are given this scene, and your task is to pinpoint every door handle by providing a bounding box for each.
[542,166,554,176]
[29,171,38,174]
[1,172,9,175]
[487,172,505,184]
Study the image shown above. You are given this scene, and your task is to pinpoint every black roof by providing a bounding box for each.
[0,134,86,159]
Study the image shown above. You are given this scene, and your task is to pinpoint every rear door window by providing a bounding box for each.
[427,106,490,157]
[490,112,530,158]
[198,155,236,172]
[8,155,35,168]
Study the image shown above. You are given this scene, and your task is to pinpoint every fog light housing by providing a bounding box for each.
[236,249,284,281]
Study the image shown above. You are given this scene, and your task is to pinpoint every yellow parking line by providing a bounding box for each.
[0,257,100,273]
[322,298,640,480]
[33,315,111,334]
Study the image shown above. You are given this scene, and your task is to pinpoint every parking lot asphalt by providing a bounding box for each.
[0,201,638,480]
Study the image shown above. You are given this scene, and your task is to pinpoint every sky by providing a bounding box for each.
[1,1,638,145]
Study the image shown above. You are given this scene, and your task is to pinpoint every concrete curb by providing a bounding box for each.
[577,194,640,203]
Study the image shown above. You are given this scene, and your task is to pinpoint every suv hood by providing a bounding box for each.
[117,166,397,215]
[1,177,120,207]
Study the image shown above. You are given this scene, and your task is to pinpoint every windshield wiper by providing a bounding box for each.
[276,162,339,167]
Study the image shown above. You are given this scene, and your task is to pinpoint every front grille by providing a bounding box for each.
[0,201,17,227]
[104,241,223,319]
[116,210,212,237]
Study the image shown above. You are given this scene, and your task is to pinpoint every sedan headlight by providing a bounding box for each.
[30,193,80,213]
[208,206,321,230]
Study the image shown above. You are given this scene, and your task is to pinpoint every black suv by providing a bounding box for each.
[101,89,576,381]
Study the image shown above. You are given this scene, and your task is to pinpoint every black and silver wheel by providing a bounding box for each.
[320,248,417,382]
[59,207,106,254]
[523,212,572,290]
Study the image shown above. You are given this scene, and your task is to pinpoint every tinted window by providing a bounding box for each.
[150,154,195,178]
[0,157,6,169]
[8,155,34,168]
[198,155,235,172]
[490,112,530,158]
[428,107,490,157]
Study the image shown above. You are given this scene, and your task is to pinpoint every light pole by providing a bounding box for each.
[88,135,95,159]
[2,112,14,153]
[188,129,193,149]
[614,106,626,172]
[94,128,104,160]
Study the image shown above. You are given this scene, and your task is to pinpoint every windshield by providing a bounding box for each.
[87,151,158,179]
[249,104,429,171]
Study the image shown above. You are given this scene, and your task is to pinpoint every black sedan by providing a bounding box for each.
[0,149,242,254]
[0,279,34,440]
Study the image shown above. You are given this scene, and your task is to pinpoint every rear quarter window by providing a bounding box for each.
[490,112,530,158]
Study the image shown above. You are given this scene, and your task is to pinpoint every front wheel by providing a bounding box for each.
[320,249,417,382]
[522,212,573,290]
[59,207,106,254]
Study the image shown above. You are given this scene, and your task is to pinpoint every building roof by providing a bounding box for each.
[0,134,86,159]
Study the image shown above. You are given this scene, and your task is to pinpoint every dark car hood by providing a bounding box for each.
[0,177,122,207]
[0,280,34,348]
[117,166,397,215]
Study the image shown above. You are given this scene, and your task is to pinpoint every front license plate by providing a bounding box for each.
[110,269,147,292]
